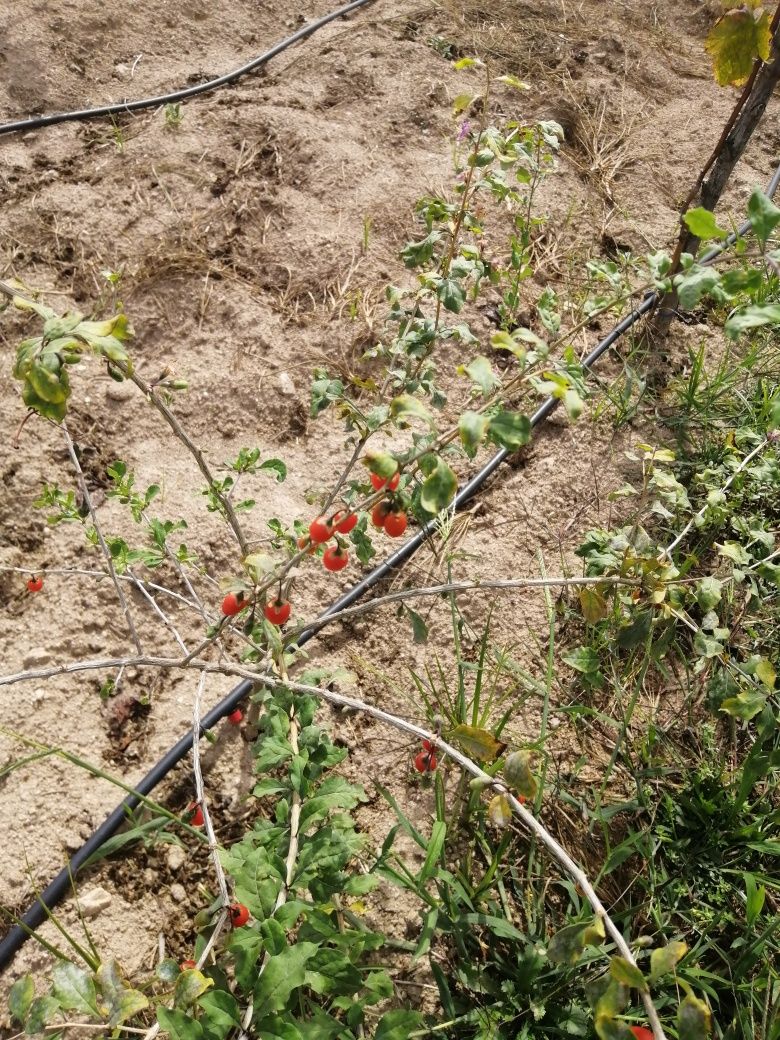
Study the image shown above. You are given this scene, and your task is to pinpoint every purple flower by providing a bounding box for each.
[457,120,471,142]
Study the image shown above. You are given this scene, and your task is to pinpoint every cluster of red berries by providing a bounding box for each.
[26,575,43,593]
[413,739,437,773]
[369,472,407,537]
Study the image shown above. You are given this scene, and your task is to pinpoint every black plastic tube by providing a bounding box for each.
[0,0,375,137]
[1,114,778,977]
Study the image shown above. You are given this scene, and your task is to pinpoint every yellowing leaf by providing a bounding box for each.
[488,793,513,827]
[705,9,772,86]
[450,724,507,762]
[678,993,712,1040]
[580,586,609,624]
[755,657,776,690]
[650,940,687,982]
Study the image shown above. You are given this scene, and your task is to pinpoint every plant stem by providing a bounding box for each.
[62,424,143,656]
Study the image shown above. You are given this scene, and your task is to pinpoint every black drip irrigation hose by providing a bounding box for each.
[0,0,376,137]
[1,42,778,979]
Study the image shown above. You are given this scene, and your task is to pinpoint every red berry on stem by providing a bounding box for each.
[27,576,43,593]
[180,960,196,971]
[370,471,400,492]
[323,545,349,572]
[221,592,247,617]
[264,599,291,626]
[230,902,250,927]
[228,709,243,724]
[414,749,437,773]
[309,516,333,544]
[422,739,434,752]
[333,510,358,534]
[187,802,204,827]
[371,501,390,529]
[630,1029,653,1040]
[383,511,407,538]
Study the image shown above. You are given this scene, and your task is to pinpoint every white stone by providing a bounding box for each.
[275,372,296,396]
[170,883,187,903]
[79,887,112,918]
[166,845,186,871]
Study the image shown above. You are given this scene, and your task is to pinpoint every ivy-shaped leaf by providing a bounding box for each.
[705,7,772,85]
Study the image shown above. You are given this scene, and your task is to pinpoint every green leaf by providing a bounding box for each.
[725,303,780,339]
[405,606,429,644]
[547,918,605,964]
[674,266,722,309]
[260,459,287,482]
[460,355,499,395]
[97,959,149,1028]
[617,609,653,649]
[452,92,473,116]
[563,645,601,675]
[437,277,466,313]
[678,993,712,1039]
[706,8,772,85]
[52,963,100,1017]
[173,970,213,1008]
[696,577,722,611]
[158,1007,205,1040]
[487,410,531,450]
[375,1009,425,1038]
[253,942,318,1014]
[458,411,489,457]
[720,687,767,721]
[304,950,363,997]
[420,459,458,514]
[650,940,687,982]
[747,188,780,244]
[420,820,446,883]
[682,207,729,241]
[25,996,60,1035]
[198,991,240,1040]
[401,230,441,268]
[609,956,645,989]
[450,724,507,762]
[744,873,766,927]
[390,394,434,427]
[9,976,35,1025]
[364,450,399,480]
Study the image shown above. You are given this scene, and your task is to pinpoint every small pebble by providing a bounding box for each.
[170,883,187,904]
[166,845,186,872]
[275,372,296,396]
[105,381,134,403]
[79,887,112,918]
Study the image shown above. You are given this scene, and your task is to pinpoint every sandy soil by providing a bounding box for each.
[1,0,778,1020]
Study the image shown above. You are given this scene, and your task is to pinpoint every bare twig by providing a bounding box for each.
[116,362,250,558]
[61,424,143,655]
